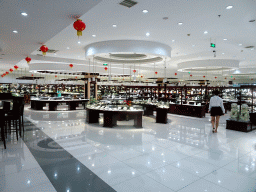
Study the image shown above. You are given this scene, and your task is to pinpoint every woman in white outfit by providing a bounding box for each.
[208,90,225,133]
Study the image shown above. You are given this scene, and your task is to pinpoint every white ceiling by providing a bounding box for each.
[1,0,256,80]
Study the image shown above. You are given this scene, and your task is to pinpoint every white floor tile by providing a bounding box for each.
[203,168,256,192]
[112,175,174,192]
[107,148,143,161]
[146,164,200,191]
[178,179,232,192]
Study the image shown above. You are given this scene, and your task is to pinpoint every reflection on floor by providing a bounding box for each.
[1,105,256,192]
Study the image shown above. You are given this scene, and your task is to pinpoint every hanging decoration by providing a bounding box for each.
[233,78,236,80]
[190,74,192,77]
[104,67,108,71]
[73,19,86,37]
[75,76,77,79]
[14,65,19,70]
[69,64,74,68]
[225,77,227,79]
[175,73,177,76]
[133,70,136,73]
[215,77,217,79]
[203,76,205,78]
[31,74,34,77]
[40,45,48,56]
[251,79,253,80]
[9,68,13,73]
[55,75,57,78]
[25,56,31,64]
[5,72,9,75]
[1,75,4,78]
[155,71,158,75]
[141,75,143,78]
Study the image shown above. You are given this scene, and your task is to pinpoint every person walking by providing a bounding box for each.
[208,90,225,133]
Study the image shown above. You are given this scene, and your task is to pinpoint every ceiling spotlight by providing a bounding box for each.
[113,24,117,27]
[239,44,242,46]
[178,22,183,25]
[192,45,195,47]
[92,35,96,37]
[13,30,18,33]
[67,47,70,49]
[78,41,81,44]
[226,5,233,9]
[222,53,225,54]
[172,40,175,42]
[204,31,208,34]
[146,32,150,36]
[21,12,28,16]
[223,38,227,41]
[142,10,148,13]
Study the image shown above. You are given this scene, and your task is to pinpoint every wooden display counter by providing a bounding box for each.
[86,108,143,128]
[168,104,206,118]
[226,119,256,132]
[156,108,168,124]
[31,99,89,111]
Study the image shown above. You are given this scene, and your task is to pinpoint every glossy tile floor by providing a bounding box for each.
[1,105,256,192]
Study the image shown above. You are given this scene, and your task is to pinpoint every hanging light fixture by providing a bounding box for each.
[40,45,48,56]
[73,19,86,37]
[25,56,31,64]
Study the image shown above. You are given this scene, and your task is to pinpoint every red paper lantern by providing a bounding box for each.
[141,75,143,78]
[9,68,13,73]
[6,72,9,75]
[75,76,77,79]
[251,79,253,80]
[104,67,108,71]
[40,45,48,56]
[233,78,235,80]
[155,72,158,75]
[225,77,227,79]
[25,56,31,64]
[203,76,205,78]
[190,74,192,77]
[175,73,177,76]
[1,75,4,78]
[133,70,136,73]
[14,65,19,70]
[3,73,6,76]
[73,19,86,37]
[55,75,57,78]
[215,77,217,79]
[69,64,73,68]
[31,74,33,77]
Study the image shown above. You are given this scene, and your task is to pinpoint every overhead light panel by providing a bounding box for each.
[178,22,183,25]
[204,31,208,34]
[78,41,81,44]
[92,35,96,37]
[21,12,28,16]
[13,30,18,33]
[226,5,233,9]
[142,10,148,13]
[113,24,117,27]
[223,38,227,41]
[146,32,150,36]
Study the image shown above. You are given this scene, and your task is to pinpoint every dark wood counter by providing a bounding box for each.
[169,104,206,118]
[31,99,89,111]
[86,108,143,128]
[156,108,168,124]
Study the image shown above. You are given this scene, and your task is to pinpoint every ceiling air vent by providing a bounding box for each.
[37,49,58,53]
[245,46,254,49]
[119,0,137,8]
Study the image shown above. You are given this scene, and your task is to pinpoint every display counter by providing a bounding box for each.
[169,103,206,118]
[86,107,143,128]
[31,98,89,111]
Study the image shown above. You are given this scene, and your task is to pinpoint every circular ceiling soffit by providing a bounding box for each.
[84,40,172,64]
[177,59,239,72]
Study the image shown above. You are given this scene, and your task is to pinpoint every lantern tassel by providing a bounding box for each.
[77,30,82,37]
[42,52,46,56]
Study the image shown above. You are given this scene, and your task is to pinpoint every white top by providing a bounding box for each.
[209,95,225,113]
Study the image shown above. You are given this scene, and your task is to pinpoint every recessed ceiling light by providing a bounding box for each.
[146,32,150,36]
[67,47,70,49]
[172,40,175,42]
[78,41,81,44]
[178,22,183,25]
[92,35,96,37]
[251,48,254,50]
[142,10,148,13]
[239,44,242,46]
[113,24,117,27]
[226,5,233,9]
[204,31,208,34]
[13,30,18,33]
[21,12,28,16]
[192,45,195,47]
[222,53,225,54]
[223,38,227,41]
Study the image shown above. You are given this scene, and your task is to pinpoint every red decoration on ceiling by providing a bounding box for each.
[25,56,31,64]
[251,79,253,80]
[5,72,9,75]
[215,77,217,79]
[55,75,57,78]
[141,75,143,78]
[75,76,77,79]
[190,74,192,77]
[40,45,48,56]
[14,65,19,70]
[203,76,205,78]
[69,64,74,68]
[31,74,33,77]
[225,77,227,79]
[133,70,136,73]
[1,75,4,78]
[73,19,86,37]
[233,78,236,80]
[104,67,108,71]
[3,73,6,76]
[175,73,177,76]
[155,72,158,75]
[9,68,13,72]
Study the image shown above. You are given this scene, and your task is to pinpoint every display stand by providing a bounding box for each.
[226,119,256,132]
[143,104,156,116]
[156,108,168,124]
[169,104,206,118]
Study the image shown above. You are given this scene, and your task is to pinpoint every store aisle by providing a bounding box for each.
[1,106,256,192]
